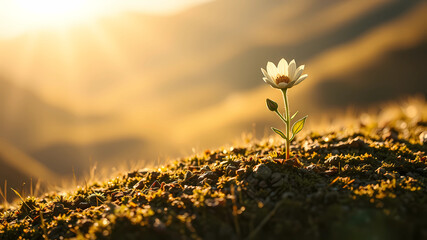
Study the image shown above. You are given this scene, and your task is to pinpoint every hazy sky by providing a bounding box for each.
[0,0,211,38]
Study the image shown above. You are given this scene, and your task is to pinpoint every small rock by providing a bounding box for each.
[258,180,268,188]
[383,128,398,141]
[306,164,317,171]
[325,191,338,203]
[112,192,124,201]
[334,137,366,149]
[149,171,160,180]
[153,218,166,231]
[77,219,94,233]
[407,172,416,178]
[247,175,259,185]
[200,165,211,172]
[349,137,367,148]
[205,198,225,207]
[52,203,67,216]
[375,167,386,175]
[87,194,105,206]
[281,192,295,199]
[253,164,272,180]
[184,170,193,180]
[325,155,340,166]
[105,202,118,213]
[77,202,91,209]
[149,180,161,189]
[384,172,395,179]
[420,131,427,145]
[183,185,196,194]
[270,172,282,183]
[324,167,338,176]
[226,165,237,176]
[342,164,350,172]
[198,171,218,182]
[272,178,284,188]
[236,168,246,176]
[133,180,145,189]
[303,141,320,152]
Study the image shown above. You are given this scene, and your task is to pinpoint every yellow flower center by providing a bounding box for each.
[275,75,290,85]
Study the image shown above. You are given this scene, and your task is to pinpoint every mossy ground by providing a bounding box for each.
[1,106,426,240]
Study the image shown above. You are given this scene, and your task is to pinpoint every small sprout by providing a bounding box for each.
[261,58,308,160]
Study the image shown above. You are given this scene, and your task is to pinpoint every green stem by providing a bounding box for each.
[282,89,291,159]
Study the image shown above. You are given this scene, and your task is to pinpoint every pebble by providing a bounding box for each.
[149,171,160,180]
[77,202,91,209]
[258,180,268,188]
[334,137,366,149]
[384,172,395,179]
[53,203,67,216]
[184,170,193,180]
[198,171,218,182]
[349,137,367,148]
[303,141,320,152]
[270,172,282,183]
[281,192,295,199]
[324,155,340,166]
[342,164,350,172]
[253,164,272,180]
[201,165,211,172]
[420,131,427,145]
[383,128,399,141]
[236,168,246,176]
[375,167,386,175]
[247,175,259,185]
[153,218,166,231]
[306,164,317,171]
[226,165,237,176]
[133,179,145,189]
[272,178,284,188]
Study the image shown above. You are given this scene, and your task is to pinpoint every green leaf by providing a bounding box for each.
[271,127,287,140]
[291,111,299,119]
[291,116,307,136]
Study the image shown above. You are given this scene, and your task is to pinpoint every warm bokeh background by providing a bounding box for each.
[1,0,426,201]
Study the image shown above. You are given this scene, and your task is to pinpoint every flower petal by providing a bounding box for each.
[287,79,297,88]
[293,65,305,80]
[263,77,276,86]
[261,68,275,84]
[261,68,268,77]
[288,60,296,80]
[277,58,288,76]
[294,74,308,86]
[267,62,278,78]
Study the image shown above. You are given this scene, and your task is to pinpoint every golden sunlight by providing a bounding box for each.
[9,0,95,29]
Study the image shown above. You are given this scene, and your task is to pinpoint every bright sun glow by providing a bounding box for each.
[11,0,95,30]
[0,0,211,38]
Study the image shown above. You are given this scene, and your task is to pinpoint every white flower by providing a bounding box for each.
[261,58,308,89]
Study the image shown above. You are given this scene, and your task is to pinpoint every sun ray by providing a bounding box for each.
[11,0,94,30]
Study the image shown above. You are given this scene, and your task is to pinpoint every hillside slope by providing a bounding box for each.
[1,102,426,240]
[0,0,426,198]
